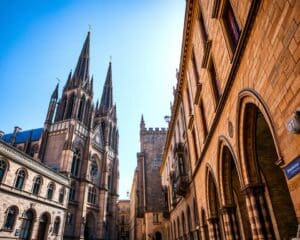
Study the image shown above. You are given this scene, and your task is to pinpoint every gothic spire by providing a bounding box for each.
[73,31,90,84]
[100,61,113,113]
[51,83,59,99]
[140,114,145,130]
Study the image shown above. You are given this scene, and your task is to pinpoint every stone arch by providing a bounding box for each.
[154,231,162,240]
[37,212,51,240]
[20,208,36,240]
[84,212,96,240]
[237,90,298,238]
[218,137,251,239]
[205,164,223,239]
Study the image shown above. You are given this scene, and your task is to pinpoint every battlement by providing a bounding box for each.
[142,127,167,134]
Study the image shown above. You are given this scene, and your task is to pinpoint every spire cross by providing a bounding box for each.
[88,24,92,31]
[56,77,61,83]
[109,55,112,62]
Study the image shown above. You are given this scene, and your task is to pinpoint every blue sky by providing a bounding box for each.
[0,0,185,199]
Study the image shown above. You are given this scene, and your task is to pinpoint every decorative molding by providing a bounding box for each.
[0,141,69,185]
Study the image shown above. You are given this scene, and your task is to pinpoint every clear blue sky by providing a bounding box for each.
[0,0,185,199]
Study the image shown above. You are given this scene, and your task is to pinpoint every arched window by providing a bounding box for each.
[84,100,91,126]
[77,95,86,121]
[0,159,7,183]
[59,187,65,204]
[87,187,96,205]
[69,181,76,201]
[53,217,60,235]
[65,94,75,119]
[15,169,26,190]
[71,148,81,177]
[32,176,42,195]
[3,206,18,230]
[47,183,55,200]
[90,158,98,178]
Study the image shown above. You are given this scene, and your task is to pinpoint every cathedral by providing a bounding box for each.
[0,32,119,240]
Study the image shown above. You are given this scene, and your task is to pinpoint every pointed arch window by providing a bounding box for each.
[69,182,76,201]
[66,94,75,119]
[71,148,81,177]
[3,206,18,230]
[84,100,91,126]
[47,182,55,200]
[77,95,86,121]
[59,187,65,204]
[53,217,60,235]
[0,159,7,183]
[15,169,26,190]
[32,176,42,195]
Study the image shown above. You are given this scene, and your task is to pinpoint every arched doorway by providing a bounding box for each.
[84,212,96,240]
[206,169,223,239]
[242,103,298,238]
[19,210,34,240]
[37,213,50,240]
[155,231,162,240]
[220,144,251,239]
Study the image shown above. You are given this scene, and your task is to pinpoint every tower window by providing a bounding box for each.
[71,148,81,177]
[65,94,75,119]
[77,95,86,121]
[69,182,76,201]
[90,158,98,178]
[208,58,220,106]
[222,0,240,51]
[15,169,26,190]
[88,187,97,205]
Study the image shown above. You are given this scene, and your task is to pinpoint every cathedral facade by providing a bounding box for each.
[0,32,119,240]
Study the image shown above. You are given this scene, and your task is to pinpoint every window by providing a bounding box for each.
[198,9,208,45]
[186,86,193,114]
[90,159,98,178]
[88,187,96,205]
[65,94,75,119]
[53,217,60,235]
[192,129,199,160]
[208,59,220,106]
[178,153,185,176]
[15,169,26,190]
[192,50,200,84]
[66,212,73,225]
[77,95,86,121]
[199,100,208,139]
[153,213,159,224]
[152,158,160,168]
[222,0,240,51]
[59,187,65,204]
[0,160,7,183]
[32,176,42,195]
[69,182,76,201]
[3,206,17,230]
[71,148,81,177]
[47,183,55,200]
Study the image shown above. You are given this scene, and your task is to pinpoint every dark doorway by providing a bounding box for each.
[37,213,49,240]
[84,213,95,240]
[155,231,162,240]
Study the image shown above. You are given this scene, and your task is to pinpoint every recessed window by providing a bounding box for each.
[69,182,76,201]
[208,58,220,106]
[53,217,60,235]
[3,206,18,230]
[59,187,65,204]
[199,100,208,139]
[153,213,159,224]
[198,8,208,46]
[32,176,42,195]
[71,148,81,177]
[88,187,96,205]
[90,158,98,178]
[222,0,241,52]
[15,169,26,190]
[47,183,55,200]
[0,160,7,183]
[192,50,200,84]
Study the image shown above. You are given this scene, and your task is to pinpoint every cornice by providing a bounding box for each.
[161,0,196,174]
[0,140,69,186]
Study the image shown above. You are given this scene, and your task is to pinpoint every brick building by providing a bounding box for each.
[130,117,167,240]
[0,32,120,240]
[161,0,300,239]
[116,200,130,240]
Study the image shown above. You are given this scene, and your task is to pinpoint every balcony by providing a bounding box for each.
[174,174,189,196]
